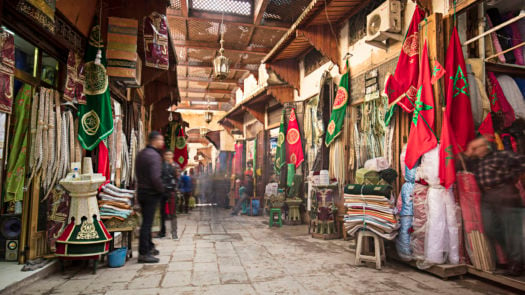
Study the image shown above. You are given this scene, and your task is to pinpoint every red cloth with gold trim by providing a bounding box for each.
[285,108,304,168]
[0,31,15,114]
[173,124,188,169]
[384,6,425,112]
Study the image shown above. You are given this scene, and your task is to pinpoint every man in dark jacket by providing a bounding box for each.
[135,131,165,263]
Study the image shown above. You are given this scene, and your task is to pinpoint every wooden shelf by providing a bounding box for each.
[485,62,525,78]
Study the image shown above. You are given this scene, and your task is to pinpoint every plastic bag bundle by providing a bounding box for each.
[411,184,429,261]
[395,150,418,260]
[419,146,460,266]
[396,216,413,260]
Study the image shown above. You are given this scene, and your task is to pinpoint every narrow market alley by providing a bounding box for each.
[8,206,513,295]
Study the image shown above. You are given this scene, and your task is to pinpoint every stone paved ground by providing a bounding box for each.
[14,207,516,295]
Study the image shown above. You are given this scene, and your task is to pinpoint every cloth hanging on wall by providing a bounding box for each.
[286,108,304,169]
[47,187,70,252]
[0,31,14,113]
[64,52,85,104]
[17,0,56,32]
[78,23,114,151]
[173,124,188,169]
[486,8,516,64]
[97,141,110,181]
[384,6,425,113]
[325,61,349,146]
[496,75,525,120]
[405,41,437,169]
[274,109,286,174]
[487,72,515,128]
[107,17,139,81]
[4,84,32,203]
[143,12,169,70]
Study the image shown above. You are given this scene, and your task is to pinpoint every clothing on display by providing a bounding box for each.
[143,12,169,70]
[0,30,14,113]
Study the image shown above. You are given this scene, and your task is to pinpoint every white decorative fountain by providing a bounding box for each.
[55,158,112,273]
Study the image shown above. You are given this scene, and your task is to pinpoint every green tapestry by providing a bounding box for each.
[4,84,32,202]
[325,61,350,147]
[274,109,286,175]
[78,23,114,150]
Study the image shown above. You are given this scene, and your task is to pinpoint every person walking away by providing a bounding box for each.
[179,171,192,214]
[171,167,181,240]
[135,131,165,263]
[159,151,176,238]
[231,174,253,215]
[464,136,525,276]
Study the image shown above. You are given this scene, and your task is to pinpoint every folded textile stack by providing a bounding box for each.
[343,184,398,240]
[99,183,135,221]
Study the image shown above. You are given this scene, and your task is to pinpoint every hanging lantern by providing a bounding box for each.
[205,111,213,124]
[213,14,229,80]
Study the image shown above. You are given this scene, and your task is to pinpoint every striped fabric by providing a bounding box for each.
[107,17,138,82]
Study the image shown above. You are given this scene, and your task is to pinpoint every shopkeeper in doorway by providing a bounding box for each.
[135,131,165,263]
[464,136,525,276]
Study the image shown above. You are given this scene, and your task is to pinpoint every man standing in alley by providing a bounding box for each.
[179,171,192,214]
[159,150,176,239]
[464,136,525,276]
[135,131,165,263]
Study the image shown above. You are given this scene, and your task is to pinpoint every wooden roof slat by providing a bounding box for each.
[174,40,269,55]
[167,14,289,31]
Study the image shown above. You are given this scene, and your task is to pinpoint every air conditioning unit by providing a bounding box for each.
[366,0,403,48]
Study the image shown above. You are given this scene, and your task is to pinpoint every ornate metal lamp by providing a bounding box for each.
[204,97,213,124]
[213,14,229,80]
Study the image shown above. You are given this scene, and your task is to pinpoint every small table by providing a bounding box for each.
[102,215,138,262]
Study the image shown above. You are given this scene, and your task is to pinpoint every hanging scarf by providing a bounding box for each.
[143,12,169,70]
[4,84,32,203]
[0,31,14,113]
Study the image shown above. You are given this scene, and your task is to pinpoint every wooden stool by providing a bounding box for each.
[269,208,282,228]
[355,230,386,269]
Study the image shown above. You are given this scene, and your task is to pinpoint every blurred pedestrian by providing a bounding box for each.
[179,171,192,214]
[159,150,176,238]
[135,131,165,263]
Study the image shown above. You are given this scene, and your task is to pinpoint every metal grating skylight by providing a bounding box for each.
[191,0,252,16]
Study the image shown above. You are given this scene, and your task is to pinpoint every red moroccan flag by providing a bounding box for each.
[478,113,495,141]
[385,6,425,112]
[173,124,188,169]
[444,28,475,151]
[438,28,476,188]
[286,108,304,168]
[430,60,446,85]
[439,115,458,188]
[405,41,437,169]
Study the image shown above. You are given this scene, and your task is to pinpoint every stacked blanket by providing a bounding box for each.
[99,184,135,221]
[343,184,398,240]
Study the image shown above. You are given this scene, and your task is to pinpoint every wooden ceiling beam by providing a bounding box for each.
[180,0,189,17]
[254,0,270,25]
[173,40,269,55]
[178,62,257,73]
[179,88,232,94]
[178,76,240,84]
[166,14,289,31]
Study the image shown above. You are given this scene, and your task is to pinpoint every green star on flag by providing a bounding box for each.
[411,86,434,126]
[450,66,469,98]
[430,60,445,85]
